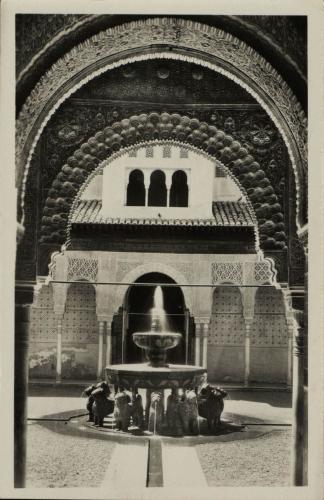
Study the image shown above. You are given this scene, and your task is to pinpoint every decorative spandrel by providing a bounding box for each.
[67,257,98,283]
[211,262,243,285]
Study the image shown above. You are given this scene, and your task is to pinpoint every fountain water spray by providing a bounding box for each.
[132,286,182,368]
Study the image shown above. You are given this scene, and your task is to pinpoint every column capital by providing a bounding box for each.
[97,315,112,323]
[165,171,172,189]
[195,317,210,325]
[244,317,253,332]
[143,170,151,187]
[202,322,209,338]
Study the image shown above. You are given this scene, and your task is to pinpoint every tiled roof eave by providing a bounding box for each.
[71,200,256,227]
[71,220,256,229]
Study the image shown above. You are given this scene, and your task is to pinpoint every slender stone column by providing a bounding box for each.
[244,319,252,387]
[202,323,209,369]
[165,172,172,207]
[122,308,127,363]
[287,319,294,388]
[184,309,190,364]
[106,319,113,366]
[97,320,105,380]
[56,316,63,383]
[195,323,201,366]
[144,172,150,207]
[15,282,34,488]
[291,309,305,486]
[241,287,256,388]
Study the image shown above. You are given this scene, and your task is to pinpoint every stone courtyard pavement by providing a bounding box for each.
[26,384,292,489]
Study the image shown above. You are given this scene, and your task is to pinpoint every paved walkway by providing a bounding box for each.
[102,442,148,488]
[162,444,208,487]
[26,387,292,489]
[99,439,208,488]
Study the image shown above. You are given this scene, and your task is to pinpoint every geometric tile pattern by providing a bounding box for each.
[30,285,56,341]
[254,261,272,284]
[251,287,288,347]
[62,283,98,343]
[209,287,245,345]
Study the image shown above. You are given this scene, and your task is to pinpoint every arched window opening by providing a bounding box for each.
[170,170,188,207]
[126,169,145,206]
[148,170,167,206]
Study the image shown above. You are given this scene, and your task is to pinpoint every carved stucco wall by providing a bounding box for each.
[29,284,57,379]
[209,287,246,347]
[207,285,288,383]
[29,281,99,379]
[47,250,277,317]
[40,126,284,249]
[16,17,307,232]
[17,67,297,283]
[30,250,289,381]
[16,15,307,95]
[250,287,288,383]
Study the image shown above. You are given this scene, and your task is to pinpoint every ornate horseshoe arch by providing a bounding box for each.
[17,17,307,230]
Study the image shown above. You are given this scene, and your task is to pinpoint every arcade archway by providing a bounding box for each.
[112,272,194,365]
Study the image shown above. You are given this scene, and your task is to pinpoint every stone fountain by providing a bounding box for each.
[132,286,182,368]
[106,286,207,434]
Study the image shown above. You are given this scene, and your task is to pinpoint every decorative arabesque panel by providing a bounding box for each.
[211,262,243,285]
[254,261,274,284]
[251,287,288,347]
[62,283,98,343]
[67,257,98,282]
[30,285,57,341]
[209,287,245,346]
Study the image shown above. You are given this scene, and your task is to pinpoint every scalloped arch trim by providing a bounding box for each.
[40,115,286,252]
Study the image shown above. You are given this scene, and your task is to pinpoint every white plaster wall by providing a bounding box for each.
[81,173,103,199]
[81,145,246,215]
[212,176,245,201]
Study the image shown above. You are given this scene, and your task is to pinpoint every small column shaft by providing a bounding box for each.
[97,321,104,380]
[56,317,63,383]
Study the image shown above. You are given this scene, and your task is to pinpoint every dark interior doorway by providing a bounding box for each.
[125,272,187,364]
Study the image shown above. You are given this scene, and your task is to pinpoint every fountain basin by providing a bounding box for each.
[106,363,207,391]
[133,331,182,367]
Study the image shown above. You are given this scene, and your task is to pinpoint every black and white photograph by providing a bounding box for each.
[0,1,323,498]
